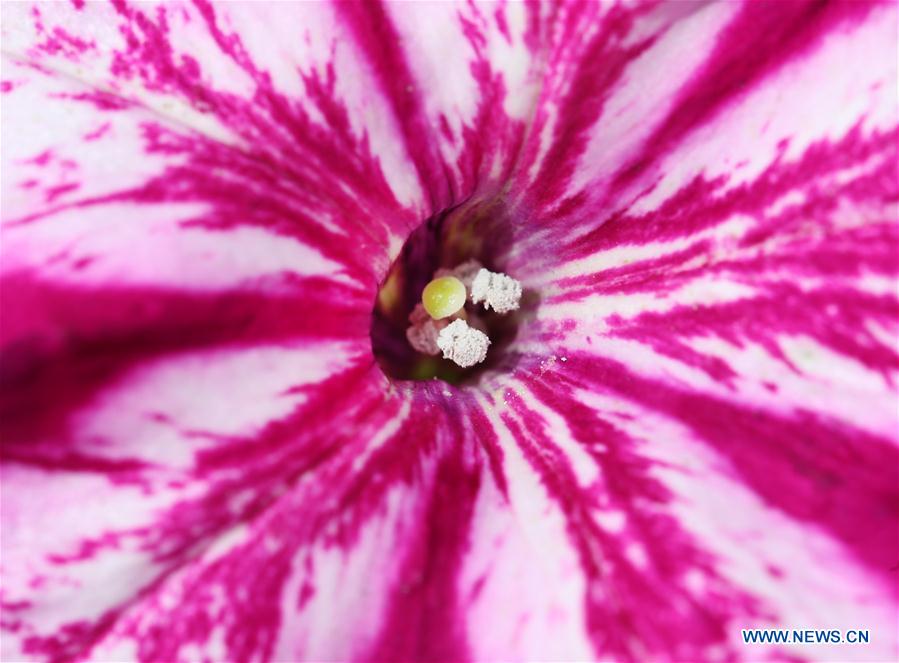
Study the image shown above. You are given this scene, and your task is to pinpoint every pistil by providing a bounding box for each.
[421,276,466,319]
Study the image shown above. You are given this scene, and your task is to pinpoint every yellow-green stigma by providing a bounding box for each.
[422,275,466,319]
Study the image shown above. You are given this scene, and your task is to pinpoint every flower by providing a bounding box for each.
[1,0,896,661]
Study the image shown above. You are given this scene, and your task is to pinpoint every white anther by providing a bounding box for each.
[434,259,484,290]
[436,319,490,368]
[405,303,446,355]
[470,268,522,314]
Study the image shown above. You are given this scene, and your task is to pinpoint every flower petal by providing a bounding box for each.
[494,0,897,660]
[0,1,546,660]
[3,0,897,662]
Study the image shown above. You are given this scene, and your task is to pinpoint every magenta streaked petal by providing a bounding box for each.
[2,0,540,220]
[519,363,897,655]
[490,0,897,660]
[2,1,898,662]
[1,343,367,658]
[506,0,896,271]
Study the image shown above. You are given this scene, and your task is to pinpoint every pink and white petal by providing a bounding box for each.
[0,56,381,294]
[474,1,899,660]
[0,56,380,660]
[0,341,372,660]
[3,1,897,662]
[437,366,897,662]
[0,0,535,658]
[39,385,474,662]
[506,0,896,267]
[2,0,547,225]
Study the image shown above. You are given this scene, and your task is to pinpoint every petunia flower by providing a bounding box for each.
[1,1,896,661]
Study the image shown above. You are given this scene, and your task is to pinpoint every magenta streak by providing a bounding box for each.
[452,8,529,198]
[555,240,713,299]
[125,527,292,663]
[191,362,391,495]
[0,599,33,636]
[44,181,80,204]
[493,3,511,44]
[556,218,897,303]
[612,0,883,190]
[21,611,120,663]
[83,122,112,141]
[1,445,149,483]
[323,404,446,547]
[467,401,509,497]
[337,0,452,210]
[25,149,54,167]
[560,356,899,583]
[30,12,96,61]
[51,91,133,111]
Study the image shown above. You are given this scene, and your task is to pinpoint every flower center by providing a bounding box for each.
[371,200,527,384]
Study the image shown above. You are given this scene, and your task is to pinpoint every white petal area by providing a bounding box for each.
[688,335,899,439]
[1,56,190,222]
[3,205,346,290]
[76,342,355,465]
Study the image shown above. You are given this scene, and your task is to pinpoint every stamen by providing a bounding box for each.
[434,258,484,290]
[422,275,467,319]
[470,268,522,314]
[405,303,446,355]
[436,319,490,368]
